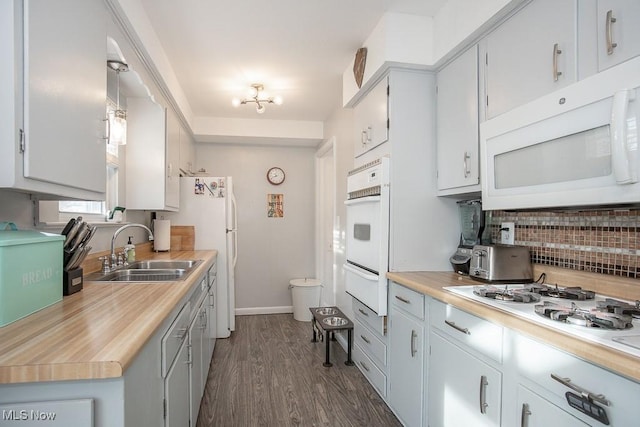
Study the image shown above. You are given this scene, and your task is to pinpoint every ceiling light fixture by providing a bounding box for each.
[107,60,129,145]
[232,84,283,114]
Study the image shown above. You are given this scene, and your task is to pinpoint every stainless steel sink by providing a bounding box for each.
[97,269,187,282]
[127,260,202,270]
[87,259,203,283]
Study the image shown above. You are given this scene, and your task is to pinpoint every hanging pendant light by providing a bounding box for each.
[107,60,129,145]
[231,84,283,114]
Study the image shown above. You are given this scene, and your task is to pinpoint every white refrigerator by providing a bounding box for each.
[164,176,237,338]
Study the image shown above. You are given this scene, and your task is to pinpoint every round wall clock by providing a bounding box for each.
[267,167,285,185]
[353,47,367,89]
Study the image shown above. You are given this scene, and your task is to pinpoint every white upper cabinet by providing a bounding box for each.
[436,45,480,195]
[484,0,577,120]
[354,77,389,159]
[165,108,180,209]
[125,97,179,211]
[596,0,640,71]
[1,0,107,200]
[179,125,195,175]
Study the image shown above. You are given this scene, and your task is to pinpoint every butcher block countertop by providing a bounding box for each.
[387,268,640,383]
[0,250,217,384]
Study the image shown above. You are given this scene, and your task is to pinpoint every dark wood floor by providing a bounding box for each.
[196,314,401,427]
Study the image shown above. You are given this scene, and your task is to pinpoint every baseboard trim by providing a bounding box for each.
[235,306,293,316]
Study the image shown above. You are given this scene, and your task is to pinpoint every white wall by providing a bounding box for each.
[433,0,514,61]
[322,107,355,319]
[195,143,316,313]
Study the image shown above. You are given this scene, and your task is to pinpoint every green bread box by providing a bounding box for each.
[0,227,64,327]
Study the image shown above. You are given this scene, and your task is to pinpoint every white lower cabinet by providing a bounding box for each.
[352,342,387,397]
[206,264,217,362]
[164,340,190,427]
[0,259,218,427]
[428,331,502,427]
[352,297,388,398]
[388,282,425,427]
[510,330,640,426]
[162,265,217,427]
[188,295,206,424]
[516,384,589,427]
[380,288,640,427]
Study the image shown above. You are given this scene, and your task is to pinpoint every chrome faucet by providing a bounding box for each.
[110,223,154,269]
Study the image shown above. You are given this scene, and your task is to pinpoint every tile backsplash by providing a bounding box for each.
[489,209,640,278]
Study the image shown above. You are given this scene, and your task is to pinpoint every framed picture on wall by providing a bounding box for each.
[267,194,284,218]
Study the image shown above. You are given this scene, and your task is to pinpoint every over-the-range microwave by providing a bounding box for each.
[480,56,640,210]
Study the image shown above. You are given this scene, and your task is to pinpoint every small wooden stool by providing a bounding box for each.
[309,306,355,367]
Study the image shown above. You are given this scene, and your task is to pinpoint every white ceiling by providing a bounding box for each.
[138,0,447,123]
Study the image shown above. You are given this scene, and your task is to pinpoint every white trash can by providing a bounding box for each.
[289,278,322,321]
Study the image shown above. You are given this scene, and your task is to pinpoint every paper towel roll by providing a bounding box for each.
[154,219,171,252]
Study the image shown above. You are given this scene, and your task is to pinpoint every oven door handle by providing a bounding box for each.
[344,195,381,206]
[343,263,378,281]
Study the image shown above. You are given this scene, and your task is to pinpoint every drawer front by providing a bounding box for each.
[353,342,387,398]
[161,303,190,377]
[354,318,387,367]
[512,331,640,426]
[390,281,424,319]
[353,297,386,337]
[208,262,217,287]
[516,384,589,427]
[430,299,503,363]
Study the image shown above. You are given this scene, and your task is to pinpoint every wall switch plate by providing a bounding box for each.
[501,222,515,245]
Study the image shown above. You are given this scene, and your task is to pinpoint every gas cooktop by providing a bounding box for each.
[444,283,640,359]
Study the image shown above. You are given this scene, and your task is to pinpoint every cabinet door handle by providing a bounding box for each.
[520,403,531,427]
[103,117,110,141]
[445,320,470,335]
[361,130,368,146]
[394,295,410,304]
[186,344,192,366]
[552,43,562,81]
[463,151,471,178]
[19,129,25,153]
[359,360,370,372]
[200,310,208,330]
[174,327,188,340]
[606,10,617,55]
[550,373,611,406]
[360,334,371,344]
[358,308,369,317]
[410,329,417,357]
[479,375,488,414]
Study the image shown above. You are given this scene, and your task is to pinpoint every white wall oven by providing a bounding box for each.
[344,157,390,316]
[481,56,640,210]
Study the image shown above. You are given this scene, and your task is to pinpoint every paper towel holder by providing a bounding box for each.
[153,219,171,252]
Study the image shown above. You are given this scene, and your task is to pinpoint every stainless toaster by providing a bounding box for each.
[469,244,533,282]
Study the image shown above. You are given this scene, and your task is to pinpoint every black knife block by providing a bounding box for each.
[63,267,83,296]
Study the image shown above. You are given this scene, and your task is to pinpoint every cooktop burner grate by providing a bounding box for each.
[473,285,541,303]
[473,283,595,303]
[534,301,634,330]
[596,298,640,318]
